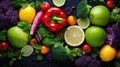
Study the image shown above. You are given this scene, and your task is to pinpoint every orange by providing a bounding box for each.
[67,15,77,25]
[19,4,36,24]
[40,46,50,54]
[100,44,117,62]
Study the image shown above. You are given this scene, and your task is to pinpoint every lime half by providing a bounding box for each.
[64,25,85,46]
[77,18,90,29]
[21,45,34,57]
[52,0,66,7]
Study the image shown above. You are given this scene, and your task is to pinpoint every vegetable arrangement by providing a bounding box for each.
[1,0,120,67]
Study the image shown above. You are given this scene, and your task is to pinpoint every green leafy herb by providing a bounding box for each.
[0,30,7,41]
[91,47,100,58]
[17,21,31,33]
[111,7,120,26]
[37,54,43,61]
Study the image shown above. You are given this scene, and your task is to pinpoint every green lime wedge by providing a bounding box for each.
[52,0,66,7]
[77,18,90,29]
[21,45,34,57]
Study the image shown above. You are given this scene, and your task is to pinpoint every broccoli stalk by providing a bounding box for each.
[76,0,91,19]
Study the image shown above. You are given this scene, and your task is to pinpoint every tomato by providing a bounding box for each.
[0,41,9,51]
[67,15,77,26]
[40,2,50,11]
[106,0,115,9]
[30,38,38,46]
[82,44,91,54]
[40,45,50,54]
[116,50,120,59]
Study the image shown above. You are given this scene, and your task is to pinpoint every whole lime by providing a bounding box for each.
[85,26,106,47]
[89,5,110,26]
[7,26,29,48]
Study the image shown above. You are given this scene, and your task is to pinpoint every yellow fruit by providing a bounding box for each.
[64,25,85,46]
[100,45,117,62]
[19,4,36,24]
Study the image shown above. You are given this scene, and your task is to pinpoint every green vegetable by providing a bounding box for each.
[65,46,84,61]
[11,0,28,9]
[17,21,31,33]
[94,0,104,4]
[114,60,120,67]
[0,30,7,41]
[76,0,91,19]
[51,42,68,61]
[111,7,120,26]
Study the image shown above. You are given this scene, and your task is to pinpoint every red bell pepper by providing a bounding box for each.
[42,7,67,32]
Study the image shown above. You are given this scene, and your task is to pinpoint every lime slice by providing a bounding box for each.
[64,25,85,46]
[21,45,34,57]
[52,0,66,7]
[77,18,90,29]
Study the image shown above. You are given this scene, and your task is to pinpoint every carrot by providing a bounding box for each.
[30,10,44,35]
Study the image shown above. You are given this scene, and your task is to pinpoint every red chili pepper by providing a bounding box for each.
[106,0,115,9]
[42,7,67,32]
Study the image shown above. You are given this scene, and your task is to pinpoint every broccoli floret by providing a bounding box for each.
[76,0,91,19]
[106,24,120,50]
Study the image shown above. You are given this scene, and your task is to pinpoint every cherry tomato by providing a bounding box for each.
[40,2,50,11]
[106,0,115,9]
[82,44,91,54]
[67,15,77,26]
[0,41,9,51]
[30,38,38,46]
[40,45,50,54]
[116,50,120,59]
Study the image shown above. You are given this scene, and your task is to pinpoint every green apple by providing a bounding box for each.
[85,26,106,47]
[89,5,110,26]
[7,26,29,48]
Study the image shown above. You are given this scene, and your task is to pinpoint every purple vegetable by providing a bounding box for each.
[0,0,18,29]
[63,7,73,16]
[106,24,120,49]
[75,55,102,67]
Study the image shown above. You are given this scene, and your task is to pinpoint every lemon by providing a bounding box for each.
[100,45,117,62]
[77,18,90,29]
[21,45,34,57]
[19,4,36,24]
[52,0,66,7]
[64,25,85,46]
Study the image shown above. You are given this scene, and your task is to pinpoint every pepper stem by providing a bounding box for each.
[52,16,64,23]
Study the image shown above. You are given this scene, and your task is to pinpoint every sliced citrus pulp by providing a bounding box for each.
[64,25,85,46]
[77,18,90,29]
[52,0,66,7]
[21,45,34,57]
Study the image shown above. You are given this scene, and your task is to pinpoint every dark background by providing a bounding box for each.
[0,0,120,67]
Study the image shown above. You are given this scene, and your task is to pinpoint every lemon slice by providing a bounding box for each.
[77,18,90,29]
[64,25,85,46]
[21,45,34,57]
[52,0,66,7]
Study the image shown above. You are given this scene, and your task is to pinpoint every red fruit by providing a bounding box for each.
[0,41,9,51]
[82,44,91,53]
[106,0,115,9]
[40,2,50,11]
[30,38,38,46]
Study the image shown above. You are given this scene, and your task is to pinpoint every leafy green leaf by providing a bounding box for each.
[37,54,43,61]
[30,2,35,8]
[0,30,7,41]
[114,60,120,67]
[21,3,28,8]
[91,47,100,58]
